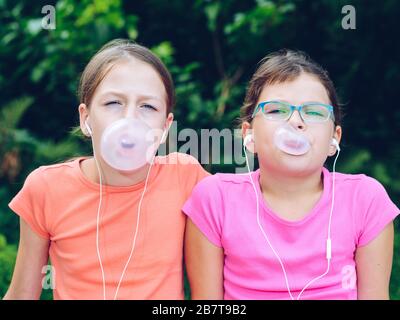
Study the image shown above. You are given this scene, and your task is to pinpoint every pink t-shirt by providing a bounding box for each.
[182,167,399,300]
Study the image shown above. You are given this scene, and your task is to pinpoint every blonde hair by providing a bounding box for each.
[78,39,175,114]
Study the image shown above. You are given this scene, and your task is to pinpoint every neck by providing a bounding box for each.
[83,157,153,187]
[258,165,324,201]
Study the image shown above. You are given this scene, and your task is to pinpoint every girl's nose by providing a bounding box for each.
[124,104,138,119]
[288,110,306,130]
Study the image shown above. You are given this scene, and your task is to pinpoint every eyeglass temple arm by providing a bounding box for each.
[251,104,263,118]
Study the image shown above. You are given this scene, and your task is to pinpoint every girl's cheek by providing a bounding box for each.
[259,123,277,145]
[310,132,330,153]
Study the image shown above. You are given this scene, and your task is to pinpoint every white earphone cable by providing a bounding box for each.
[296,148,339,300]
[243,140,340,300]
[92,128,166,300]
[112,155,155,300]
[93,147,106,300]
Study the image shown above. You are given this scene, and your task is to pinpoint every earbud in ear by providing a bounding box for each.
[160,123,172,144]
[244,134,253,147]
[85,119,92,137]
[331,138,340,151]
[160,130,168,144]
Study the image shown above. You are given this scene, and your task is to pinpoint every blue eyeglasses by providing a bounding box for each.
[252,100,335,123]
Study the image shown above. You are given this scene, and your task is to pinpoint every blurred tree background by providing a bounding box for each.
[0,0,399,299]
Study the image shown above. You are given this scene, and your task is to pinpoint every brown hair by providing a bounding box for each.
[239,49,343,127]
[78,39,175,114]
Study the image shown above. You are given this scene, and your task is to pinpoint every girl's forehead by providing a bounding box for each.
[95,59,167,101]
[259,74,330,105]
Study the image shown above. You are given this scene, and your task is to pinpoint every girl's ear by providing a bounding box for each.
[160,113,174,144]
[329,125,342,156]
[242,122,256,154]
[165,112,174,130]
[328,141,337,156]
[78,103,91,137]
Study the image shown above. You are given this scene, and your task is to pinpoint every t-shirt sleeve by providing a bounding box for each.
[356,176,400,247]
[8,168,50,239]
[182,175,224,248]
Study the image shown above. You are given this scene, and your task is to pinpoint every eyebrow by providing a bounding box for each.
[264,99,329,105]
[99,91,126,100]
[100,91,163,102]
[137,94,164,102]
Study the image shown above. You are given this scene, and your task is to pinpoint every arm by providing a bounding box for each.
[355,222,394,300]
[3,218,50,300]
[184,218,224,299]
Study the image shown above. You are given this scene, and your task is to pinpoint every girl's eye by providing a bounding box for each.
[105,100,122,106]
[306,111,323,116]
[140,104,157,111]
[266,108,288,114]
[269,109,287,114]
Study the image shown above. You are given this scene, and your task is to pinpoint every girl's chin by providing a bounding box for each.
[274,153,315,173]
[115,163,149,174]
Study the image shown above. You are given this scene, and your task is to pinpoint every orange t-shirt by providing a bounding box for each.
[8,152,209,300]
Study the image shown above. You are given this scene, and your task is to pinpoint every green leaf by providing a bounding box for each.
[26,18,43,36]
[204,2,220,32]
[0,235,6,250]
[151,42,175,66]
[0,97,34,129]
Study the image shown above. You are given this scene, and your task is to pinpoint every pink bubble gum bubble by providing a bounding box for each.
[100,118,156,171]
[273,123,311,156]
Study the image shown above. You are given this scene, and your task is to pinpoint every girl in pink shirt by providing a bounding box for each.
[4,39,208,300]
[183,50,399,300]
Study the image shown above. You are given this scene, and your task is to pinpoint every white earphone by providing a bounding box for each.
[331,138,340,151]
[242,133,341,300]
[85,119,92,136]
[243,134,253,147]
[91,119,171,300]
[160,126,170,144]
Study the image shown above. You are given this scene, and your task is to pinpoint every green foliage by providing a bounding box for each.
[0,97,33,129]
[392,220,400,299]
[0,235,53,299]
[0,96,83,247]
[0,235,16,298]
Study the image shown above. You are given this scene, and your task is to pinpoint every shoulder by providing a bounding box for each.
[330,169,398,220]
[156,152,210,195]
[156,152,201,165]
[156,152,209,178]
[23,158,82,188]
[332,171,400,246]
[216,171,255,185]
[331,169,388,196]
[191,171,254,196]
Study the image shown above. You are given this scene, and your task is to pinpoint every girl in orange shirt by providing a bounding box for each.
[4,39,208,300]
